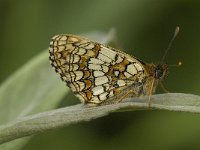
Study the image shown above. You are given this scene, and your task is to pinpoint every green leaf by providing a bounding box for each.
[0,51,67,124]
[0,93,200,145]
[0,30,117,149]
[0,50,68,150]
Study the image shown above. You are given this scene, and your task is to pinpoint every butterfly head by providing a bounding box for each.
[154,63,169,80]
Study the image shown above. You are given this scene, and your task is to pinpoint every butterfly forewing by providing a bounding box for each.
[49,34,148,104]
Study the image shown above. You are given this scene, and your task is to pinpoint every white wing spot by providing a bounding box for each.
[99,92,108,101]
[134,63,143,71]
[57,46,66,51]
[88,64,101,70]
[73,71,84,81]
[117,80,126,87]
[60,36,67,41]
[109,90,114,97]
[92,86,104,95]
[127,64,137,75]
[100,46,116,60]
[73,55,81,63]
[93,71,105,77]
[116,55,123,63]
[124,72,132,78]
[102,65,109,73]
[84,43,95,49]
[69,37,79,42]
[76,48,86,55]
[98,53,112,63]
[89,58,104,64]
[95,76,109,85]
[114,71,120,76]
[58,40,66,45]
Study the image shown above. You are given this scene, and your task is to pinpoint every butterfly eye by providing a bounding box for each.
[154,64,168,79]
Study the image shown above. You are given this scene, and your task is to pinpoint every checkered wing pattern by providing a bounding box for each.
[49,34,147,104]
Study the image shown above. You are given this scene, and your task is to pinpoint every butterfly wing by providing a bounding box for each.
[49,34,147,104]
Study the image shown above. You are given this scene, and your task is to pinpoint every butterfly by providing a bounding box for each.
[49,28,179,106]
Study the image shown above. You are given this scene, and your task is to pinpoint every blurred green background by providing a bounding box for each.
[1,0,200,150]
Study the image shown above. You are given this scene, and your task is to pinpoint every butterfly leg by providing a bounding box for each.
[117,90,138,103]
[99,89,137,105]
[148,78,155,107]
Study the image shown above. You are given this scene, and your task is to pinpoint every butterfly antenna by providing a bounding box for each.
[161,26,180,62]
[169,61,182,67]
